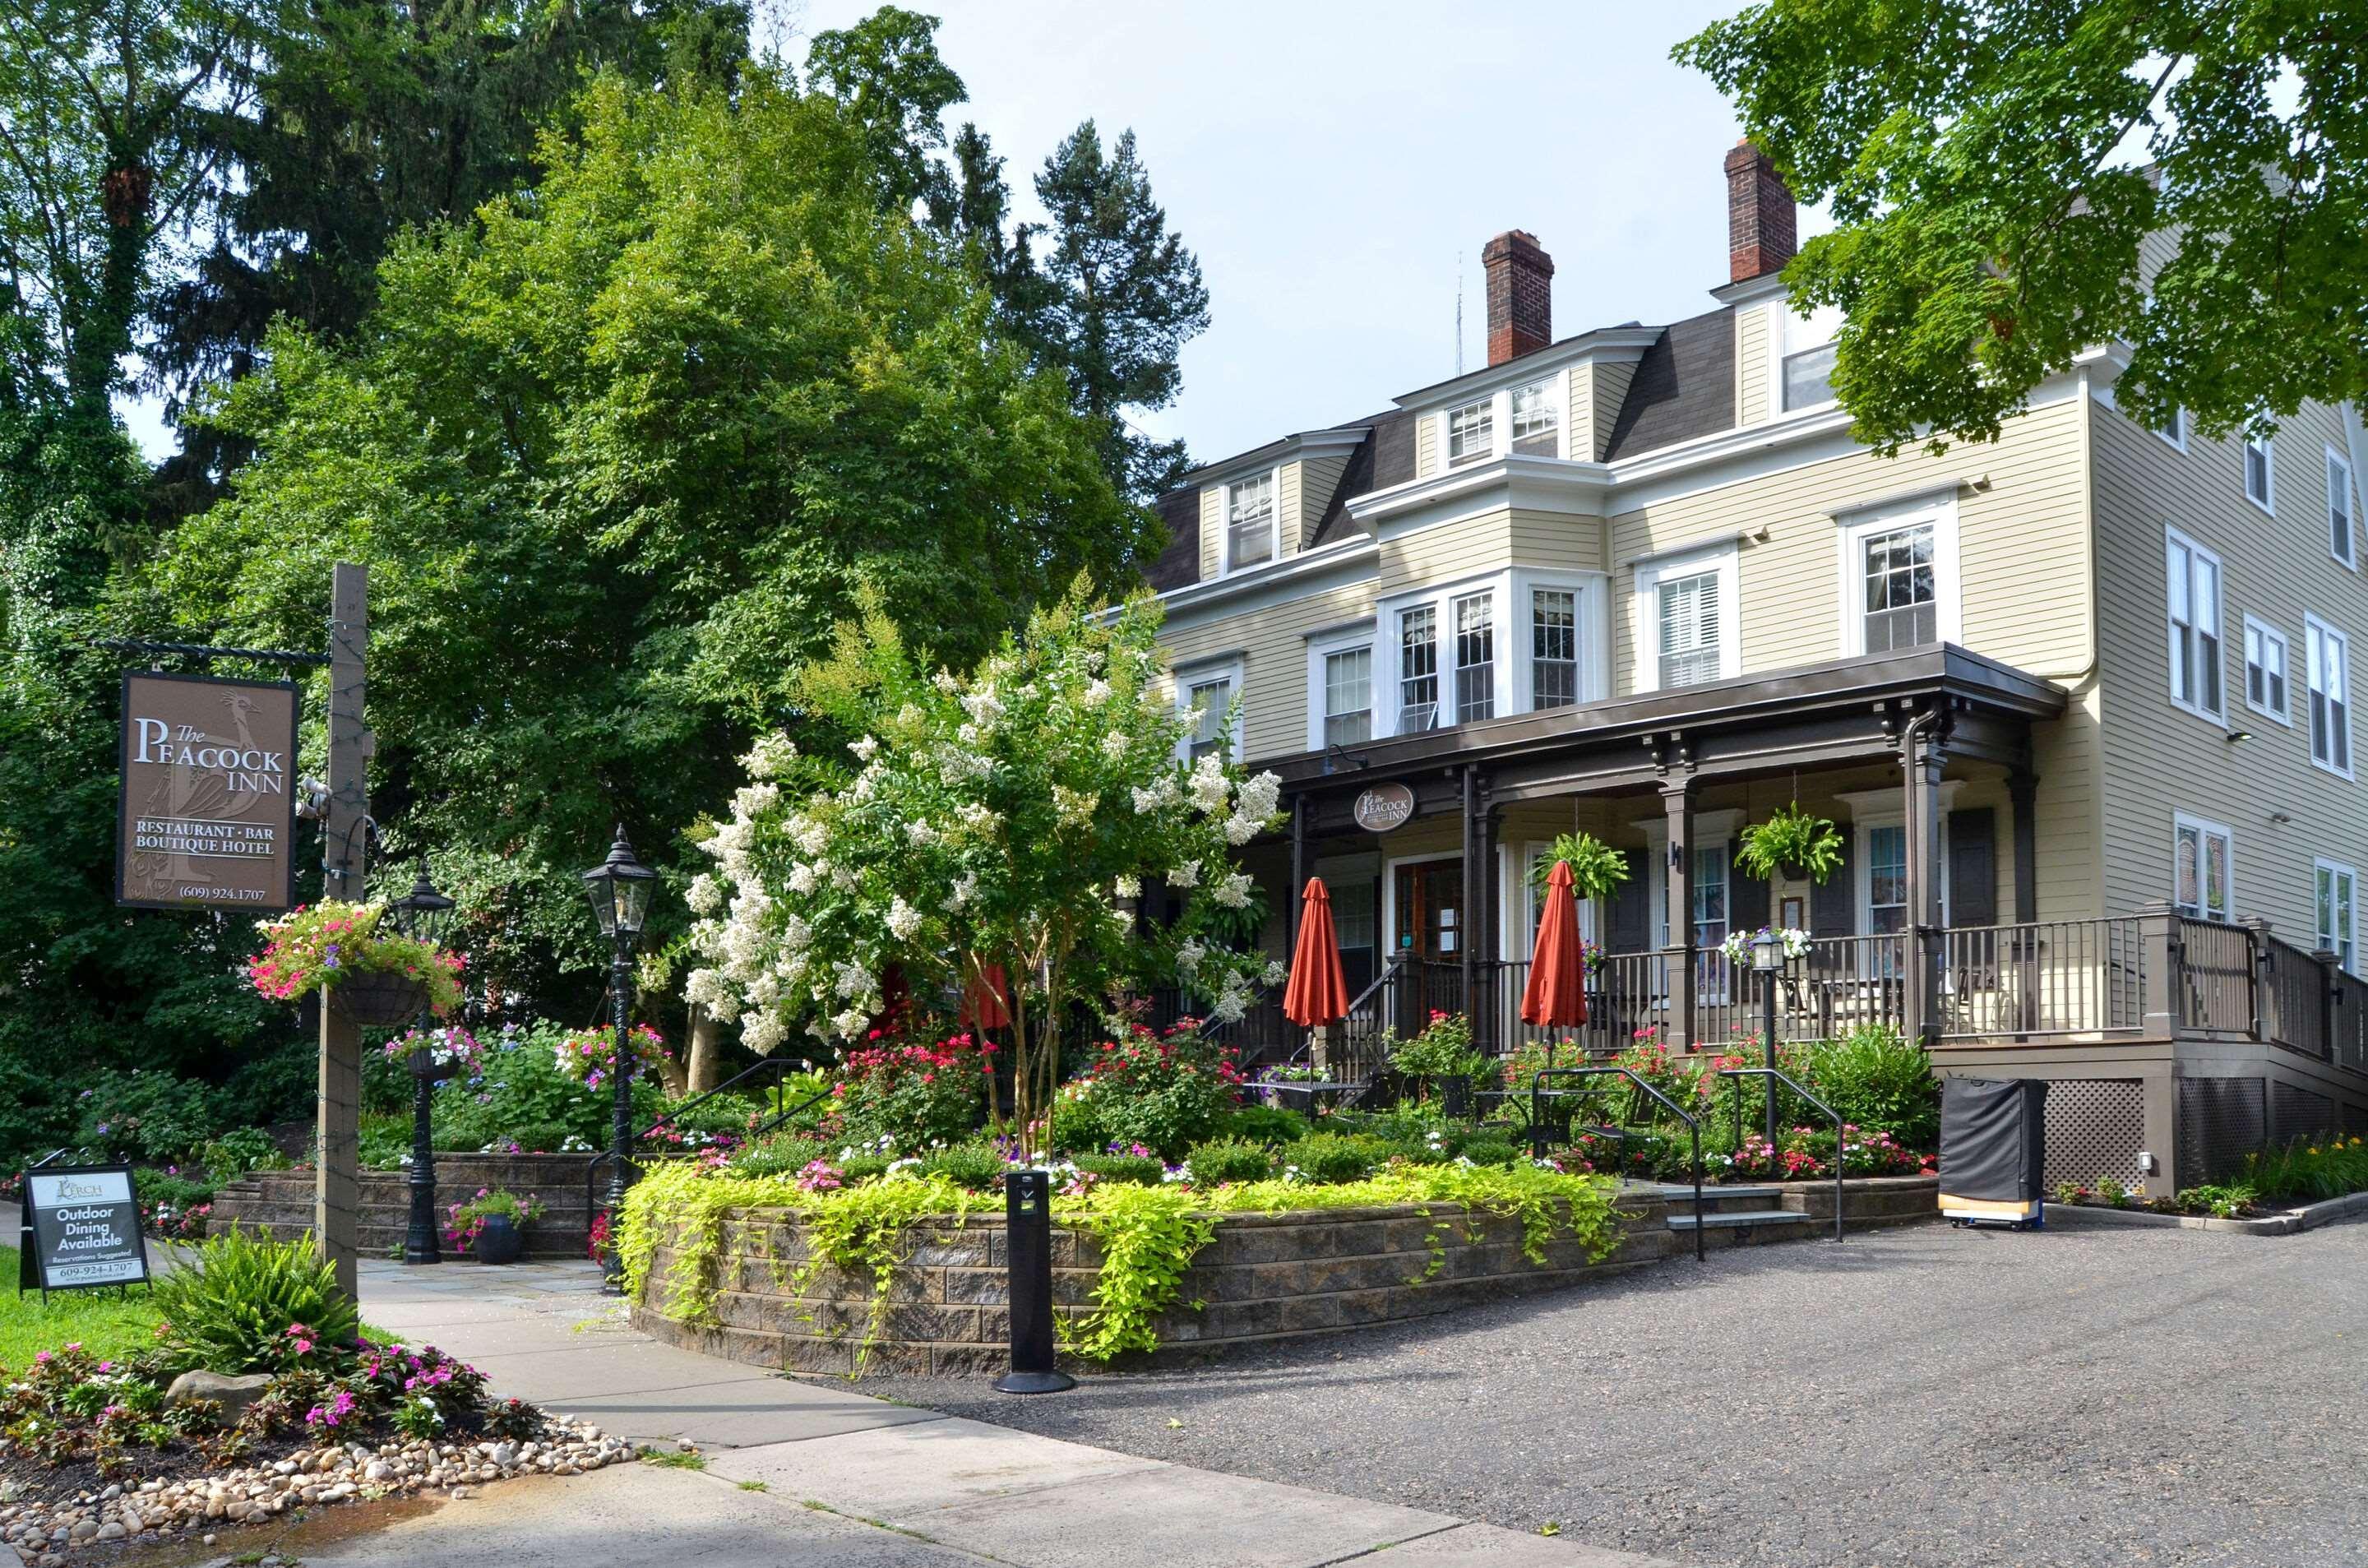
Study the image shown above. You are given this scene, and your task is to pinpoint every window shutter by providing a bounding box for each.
[1811,837,1855,937]
[1609,849,1649,954]
[1948,808,1997,928]
[1729,840,1773,932]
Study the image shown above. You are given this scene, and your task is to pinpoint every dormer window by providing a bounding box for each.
[1446,397,1494,467]
[1510,378,1560,456]
[1224,471,1278,571]
[1781,301,1842,412]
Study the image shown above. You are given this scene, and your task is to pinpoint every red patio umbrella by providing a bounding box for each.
[1283,878,1351,1029]
[961,961,1011,1030]
[1520,860,1590,1028]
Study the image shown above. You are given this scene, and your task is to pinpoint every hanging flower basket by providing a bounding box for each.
[331,971,435,1029]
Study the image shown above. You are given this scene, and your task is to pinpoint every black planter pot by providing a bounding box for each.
[472,1214,524,1265]
[331,971,433,1029]
[1441,1075,1473,1120]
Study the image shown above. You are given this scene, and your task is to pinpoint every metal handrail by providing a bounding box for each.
[1528,1067,1704,1262]
[584,1057,817,1219]
[1718,1067,1845,1243]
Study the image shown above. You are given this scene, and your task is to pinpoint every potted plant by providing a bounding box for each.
[247,900,467,1027]
[1733,803,1845,883]
[1525,831,1630,900]
[446,1188,546,1265]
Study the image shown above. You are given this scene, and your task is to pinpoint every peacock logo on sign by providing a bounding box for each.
[116,671,300,914]
[1353,783,1416,834]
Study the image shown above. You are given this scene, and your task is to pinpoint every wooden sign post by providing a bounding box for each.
[315,563,371,1297]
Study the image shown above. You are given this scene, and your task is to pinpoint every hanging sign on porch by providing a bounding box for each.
[21,1164,151,1292]
[116,671,301,913]
[1353,782,1416,834]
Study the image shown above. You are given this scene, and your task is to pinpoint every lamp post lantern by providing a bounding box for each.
[583,826,655,1294]
[1750,928,1784,1151]
[387,861,457,1265]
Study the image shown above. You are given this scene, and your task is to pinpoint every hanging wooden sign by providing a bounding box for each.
[1353,783,1416,834]
[116,671,300,913]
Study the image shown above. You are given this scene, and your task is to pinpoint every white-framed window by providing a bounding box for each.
[1174,657,1244,763]
[1837,497,1960,657]
[1445,396,1495,467]
[1530,586,1578,709]
[1866,824,1908,934]
[2172,812,2233,923]
[1838,785,1958,938]
[2243,423,2274,513]
[2166,527,2224,721]
[1510,377,1561,456]
[2317,858,2358,973]
[1222,470,1279,572]
[1451,591,1496,724]
[2154,406,2186,451]
[2307,614,2352,777]
[2243,616,2290,724]
[1320,646,1371,749]
[1508,841,1595,962]
[1397,604,1440,734]
[2330,446,2355,568]
[1634,543,1740,694]
[1779,300,1842,412]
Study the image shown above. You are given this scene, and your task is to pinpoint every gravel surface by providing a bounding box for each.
[868,1216,2368,1568]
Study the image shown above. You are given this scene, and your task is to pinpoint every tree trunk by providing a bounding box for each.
[686,1003,724,1094]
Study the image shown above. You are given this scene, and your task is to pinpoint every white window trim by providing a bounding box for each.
[1775,298,1843,416]
[1442,395,1496,469]
[1374,571,1513,738]
[2164,525,2227,726]
[1834,494,1962,658]
[1217,467,1283,577]
[2315,857,2359,974]
[2154,406,2187,452]
[1511,568,1611,711]
[1637,808,1742,952]
[1836,784,1960,934]
[2242,614,2292,727]
[1431,376,1567,469]
[1633,541,1741,695]
[2243,428,2275,516]
[2305,612,2354,781]
[1173,654,1245,763]
[2329,444,2356,569]
[1506,375,1565,459]
[2171,810,2236,923]
[1304,622,1376,754]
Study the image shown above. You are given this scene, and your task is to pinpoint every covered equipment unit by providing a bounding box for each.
[1937,1076,2048,1228]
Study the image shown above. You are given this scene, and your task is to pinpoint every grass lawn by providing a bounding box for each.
[0,1246,168,1371]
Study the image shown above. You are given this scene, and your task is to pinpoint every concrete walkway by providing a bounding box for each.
[322,1256,1673,1568]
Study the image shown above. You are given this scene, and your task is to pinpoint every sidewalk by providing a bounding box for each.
[323,1256,1674,1568]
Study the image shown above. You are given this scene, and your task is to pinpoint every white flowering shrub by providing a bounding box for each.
[684,587,1285,1159]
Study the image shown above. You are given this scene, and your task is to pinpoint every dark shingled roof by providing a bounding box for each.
[1603,307,1736,461]
[1308,409,1410,549]
[1143,487,1201,592]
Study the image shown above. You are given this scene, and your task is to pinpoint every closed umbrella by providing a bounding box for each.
[1283,878,1350,1028]
[1520,860,1590,1028]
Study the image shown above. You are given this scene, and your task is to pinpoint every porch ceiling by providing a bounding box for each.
[1273,643,2064,818]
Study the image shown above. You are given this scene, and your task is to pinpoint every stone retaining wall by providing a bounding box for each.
[210,1154,599,1260]
[633,1191,1679,1376]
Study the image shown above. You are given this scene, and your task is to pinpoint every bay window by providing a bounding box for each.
[1452,592,1496,723]
[1398,607,1439,733]
[1531,587,1577,709]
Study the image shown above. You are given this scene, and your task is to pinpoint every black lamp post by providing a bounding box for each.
[388,861,458,1266]
[1750,929,1784,1151]
[583,826,655,1294]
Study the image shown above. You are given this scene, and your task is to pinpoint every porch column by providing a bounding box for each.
[2007,769,2038,923]
[1476,794,1500,1056]
[1458,766,1482,1046]
[1661,774,1695,1052]
[1904,721,1945,1044]
[1288,796,1307,954]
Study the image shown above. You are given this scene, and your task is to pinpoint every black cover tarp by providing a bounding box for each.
[1938,1076,2048,1202]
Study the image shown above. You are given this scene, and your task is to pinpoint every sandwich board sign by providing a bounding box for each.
[115,670,301,914]
[19,1165,151,1297]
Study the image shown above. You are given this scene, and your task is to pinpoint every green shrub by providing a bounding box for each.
[1286,1133,1390,1184]
[830,1034,992,1151]
[1220,1104,1306,1145]
[199,1128,288,1184]
[1075,1154,1166,1186]
[73,1069,225,1164]
[2240,1133,2368,1203]
[1455,1137,1524,1168]
[919,1143,1011,1192]
[1055,1024,1243,1159]
[222,1036,320,1129]
[728,1132,831,1178]
[837,1154,894,1183]
[1803,1025,1939,1148]
[134,1168,215,1211]
[1184,1137,1274,1185]
[151,1228,361,1375]
[429,1023,661,1154]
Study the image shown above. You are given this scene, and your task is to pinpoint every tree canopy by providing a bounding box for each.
[1677,0,2368,451]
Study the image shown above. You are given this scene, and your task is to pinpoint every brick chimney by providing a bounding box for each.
[1482,229,1553,365]
[1723,139,1797,283]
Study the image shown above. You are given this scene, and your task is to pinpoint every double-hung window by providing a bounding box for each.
[2307,615,2352,775]
[2166,530,2224,720]
[2319,860,2358,973]
[1530,588,1578,709]
[2154,407,2186,450]
[1224,472,1276,570]
[1861,522,1939,652]
[1398,607,1439,734]
[1780,302,1841,412]
[2331,448,2356,567]
[1656,571,1723,688]
[1866,826,1909,934]
[2244,617,2289,722]
[1321,646,1371,748]
[1184,675,1233,761]
[1445,396,1494,467]
[2173,813,2233,923]
[1452,592,1496,724]
[2244,425,2274,512]
[1510,378,1560,456]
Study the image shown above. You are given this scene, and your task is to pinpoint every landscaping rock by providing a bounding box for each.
[162,1371,273,1422]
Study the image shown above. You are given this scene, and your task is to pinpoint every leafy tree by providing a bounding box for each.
[1676,0,2368,451]
[803,3,964,217]
[135,72,1157,1009]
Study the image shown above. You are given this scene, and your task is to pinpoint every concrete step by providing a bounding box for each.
[1665,1209,1814,1231]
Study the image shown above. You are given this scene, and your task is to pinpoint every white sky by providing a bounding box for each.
[123,2,1806,471]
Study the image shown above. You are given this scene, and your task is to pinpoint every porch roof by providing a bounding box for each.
[1270,643,2065,811]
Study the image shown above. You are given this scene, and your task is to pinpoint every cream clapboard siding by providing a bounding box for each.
[1508,509,1606,576]
[1277,464,1303,560]
[1414,412,1437,479]
[1157,580,1372,763]
[2091,395,2368,938]
[1589,360,1635,463]
[1197,485,1222,579]
[1298,454,1348,548]
[1376,507,1519,599]
[1564,367,1593,463]
[1735,301,1773,427]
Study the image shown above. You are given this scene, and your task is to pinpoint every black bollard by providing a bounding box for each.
[992,1168,1075,1395]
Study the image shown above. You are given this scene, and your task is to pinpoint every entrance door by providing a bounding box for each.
[1394,861,1465,959]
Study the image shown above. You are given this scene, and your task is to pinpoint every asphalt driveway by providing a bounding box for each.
[870,1216,2368,1568]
